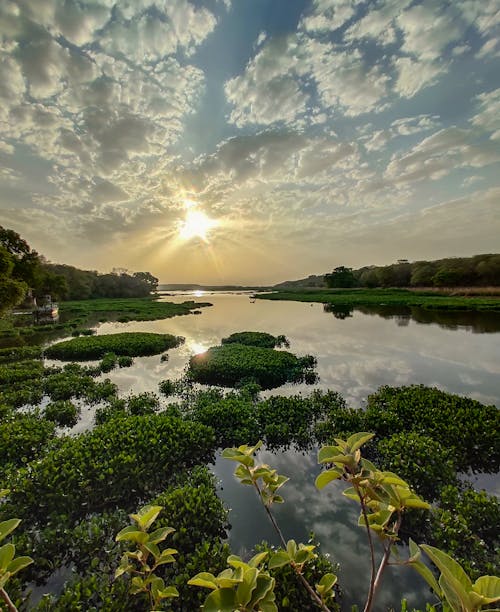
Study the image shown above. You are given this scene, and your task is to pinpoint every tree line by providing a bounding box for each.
[0,226,158,316]
[325,254,500,288]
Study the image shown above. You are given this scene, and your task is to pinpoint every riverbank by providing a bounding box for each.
[255,288,500,311]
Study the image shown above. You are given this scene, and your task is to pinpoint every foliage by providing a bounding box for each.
[99,352,118,372]
[256,288,500,312]
[44,400,80,428]
[428,486,500,578]
[223,441,337,611]
[408,542,500,612]
[118,355,133,368]
[45,332,184,361]
[364,385,500,473]
[376,433,459,501]
[0,346,42,364]
[115,505,179,609]
[254,539,340,611]
[188,551,279,611]
[0,489,33,612]
[325,266,357,288]
[2,415,216,525]
[221,331,289,349]
[127,392,161,416]
[0,415,56,476]
[187,342,317,389]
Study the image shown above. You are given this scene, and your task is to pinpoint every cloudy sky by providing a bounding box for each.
[0,0,499,284]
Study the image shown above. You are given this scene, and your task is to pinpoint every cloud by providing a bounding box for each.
[470,88,500,140]
[385,127,500,185]
[299,0,363,33]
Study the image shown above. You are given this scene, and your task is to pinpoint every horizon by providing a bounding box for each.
[1,0,499,285]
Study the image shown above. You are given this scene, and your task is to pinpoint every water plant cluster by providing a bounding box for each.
[45,331,184,361]
[188,333,317,389]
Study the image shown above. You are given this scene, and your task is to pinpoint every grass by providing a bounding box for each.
[45,332,183,361]
[255,288,500,311]
[187,342,317,389]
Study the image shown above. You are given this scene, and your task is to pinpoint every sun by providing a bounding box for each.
[179,208,216,242]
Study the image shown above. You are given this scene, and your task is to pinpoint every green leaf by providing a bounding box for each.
[188,572,218,590]
[236,567,258,607]
[249,573,275,608]
[342,487,360,502]
[130,505,163,531]
[346,432,374,452]
[473,576,500,603]
[7,556,33,576]
[286,540,297,558]
[148,526,175,544]
[157,586,179,599]
[248,551,268,568]
[0,519,21,543]
[408,559,441,597]
[317,572,337,591]
[268,551,290,569]
[420,545,472,593]
[318,445,341,464]
[315,468,342,490]
[0,543,15,571]
[115,526,149,545]
[203,587,238,612]
[439,574,470,612]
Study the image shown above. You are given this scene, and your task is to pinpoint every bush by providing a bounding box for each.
[188,343,317,389]
[429,485,500,578]
[127,392,160,416]
[99,352,117,373]
[117,355,133,368]
[44,400,80,428]
[377,432,459,501]
[3,414,216,525]
[221,331,289,348]
[364,385,500,472]
[0,414,56,474]
[45,332,184,361]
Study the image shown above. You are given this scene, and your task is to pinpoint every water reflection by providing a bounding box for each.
[323,302,500,334]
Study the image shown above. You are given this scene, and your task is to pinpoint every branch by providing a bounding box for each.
[0,588,18,612]
[353,484,377,612]
[253,481,331,612]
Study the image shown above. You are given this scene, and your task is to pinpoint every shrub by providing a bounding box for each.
[127,392,160,416]
[4,414,216,525]
[429,485,500,578]
[188,343,317,389]
[117,355,133,368]
[44,400,80,428]
[0,414,56,474]
[364,385,500,472]
[221,331,289,349]
[45,332,183,361]
[99,352,117,373]
[377,432,459,501]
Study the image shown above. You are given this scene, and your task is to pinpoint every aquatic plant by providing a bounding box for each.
[221,331,289,348]
[187,342,317,389]
[44,400,80,428]
[45,332,184,361]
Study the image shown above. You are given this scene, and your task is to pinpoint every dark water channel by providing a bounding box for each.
[52,292,500,609]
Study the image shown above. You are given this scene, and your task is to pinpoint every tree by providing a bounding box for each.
[0,245,27,316]
[325,266,356,288]
[133,272,159,293]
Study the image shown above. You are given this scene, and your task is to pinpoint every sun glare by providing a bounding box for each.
[179,208,216,241]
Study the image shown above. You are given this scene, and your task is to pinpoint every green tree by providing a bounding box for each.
[325,266,356,288]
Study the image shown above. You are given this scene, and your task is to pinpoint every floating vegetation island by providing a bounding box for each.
[45,332,184,361]
[188,332,317,389]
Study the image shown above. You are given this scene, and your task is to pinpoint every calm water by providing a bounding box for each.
[50,292,500,609]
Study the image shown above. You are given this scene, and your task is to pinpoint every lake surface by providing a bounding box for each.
[58,292,500,609]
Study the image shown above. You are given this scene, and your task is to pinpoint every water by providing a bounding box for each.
[50,292,500,609]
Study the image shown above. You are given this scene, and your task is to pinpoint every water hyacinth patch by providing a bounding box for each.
[221,331,289,349]
[187,342,317,390]
[44,332,184,361]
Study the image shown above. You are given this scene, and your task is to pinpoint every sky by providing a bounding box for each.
[0,0,499,285]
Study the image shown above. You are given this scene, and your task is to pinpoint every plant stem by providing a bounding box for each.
[253,481,331,612]
[371,514,403,605]
[353,484,376,612]
[0,588,18,612]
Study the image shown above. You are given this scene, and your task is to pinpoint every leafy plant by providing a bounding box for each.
[315,432,430,612]
[407,542,500,611]
[221,331,289,349]
[45,332,184,361]
[222,441,336,611]
[187,342,317,389]
[115,505,179,610]
[0,489,33,612]
[44,400,80,428]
